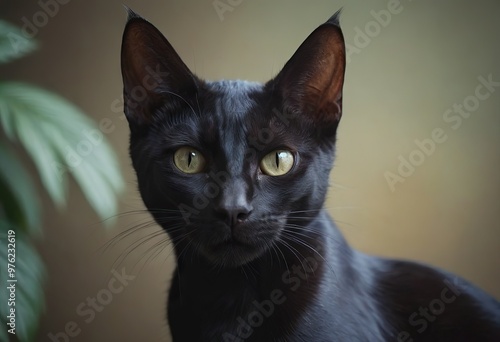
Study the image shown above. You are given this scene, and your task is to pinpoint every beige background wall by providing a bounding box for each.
[1,0,499,341]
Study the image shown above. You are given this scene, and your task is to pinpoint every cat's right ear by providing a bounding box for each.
[269,10,346,130]
[121,10,198,125]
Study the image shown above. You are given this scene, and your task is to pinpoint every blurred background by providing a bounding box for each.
[1,0,499,341]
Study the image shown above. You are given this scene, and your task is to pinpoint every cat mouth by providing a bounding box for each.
[211,236,255,251]
[206,231,261,254]
[183,218,285,268]
[195,225,278,267]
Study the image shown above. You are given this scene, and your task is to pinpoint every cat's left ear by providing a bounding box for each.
[270,11,345,126]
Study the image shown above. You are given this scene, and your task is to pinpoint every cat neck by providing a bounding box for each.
[167,210,364,341]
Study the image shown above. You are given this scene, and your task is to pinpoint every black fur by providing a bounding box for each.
[121,10,500,341]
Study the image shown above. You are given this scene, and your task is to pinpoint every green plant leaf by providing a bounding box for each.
[15,115,67,207]
[0,143,40,235]
[0,20,37,64]
[0,97,16,140]
[0,82,124,223]
[0,222,45,342]
[47,129,121,221]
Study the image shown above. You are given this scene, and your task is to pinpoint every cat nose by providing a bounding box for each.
[215,180,253,226]
[216,204,253,227]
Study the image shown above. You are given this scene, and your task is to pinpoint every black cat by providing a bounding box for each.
[120,8,500,342]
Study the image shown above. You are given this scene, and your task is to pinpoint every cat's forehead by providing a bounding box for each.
[196,80,263,173]
[200,79,294,150]
[206,80,263,120]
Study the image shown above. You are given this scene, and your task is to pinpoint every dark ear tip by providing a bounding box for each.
[123,5,142,22]
[326,8,343,27]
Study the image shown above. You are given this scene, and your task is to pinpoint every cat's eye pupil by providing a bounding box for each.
[260,150,294,176]
[174,147,206,174]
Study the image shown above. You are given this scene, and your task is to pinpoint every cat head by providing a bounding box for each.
[121,9,345,268]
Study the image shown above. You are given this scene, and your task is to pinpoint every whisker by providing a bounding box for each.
[275,244,287,271]
[277,238,307,280]
[281,230,337,281]
[159,90,199,117]
[111,230,167,269]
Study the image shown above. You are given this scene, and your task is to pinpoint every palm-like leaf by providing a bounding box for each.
[0,143,40,235]
[0,17,125,342]
[0,21,37,64]
[0,145,43,342]
[0,82,124,222]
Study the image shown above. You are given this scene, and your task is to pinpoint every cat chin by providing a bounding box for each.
[198,239,270,268]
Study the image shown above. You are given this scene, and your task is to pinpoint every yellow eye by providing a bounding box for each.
[260,150,294,176]
[173,147,206,174]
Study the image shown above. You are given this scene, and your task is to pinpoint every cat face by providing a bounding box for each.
[121,10,345,267]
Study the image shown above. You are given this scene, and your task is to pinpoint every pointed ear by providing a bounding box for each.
[271,11,346,126]
[121,11,198,125]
